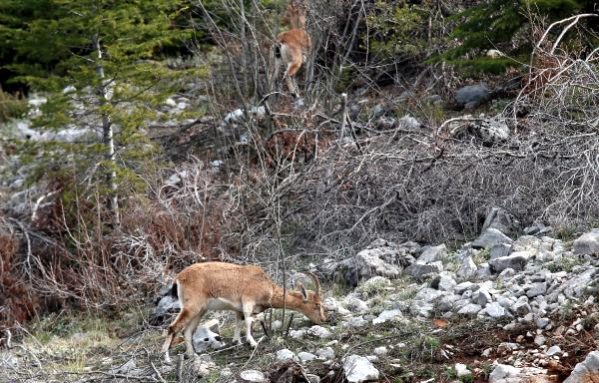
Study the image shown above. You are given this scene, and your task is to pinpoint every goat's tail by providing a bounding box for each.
[169,281,179,299]
[274,42,282,59]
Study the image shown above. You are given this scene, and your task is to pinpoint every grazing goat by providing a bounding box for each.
[161,262,326,362]
[272,0,312,97]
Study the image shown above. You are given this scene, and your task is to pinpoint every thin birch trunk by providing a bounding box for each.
[93,34,120,226]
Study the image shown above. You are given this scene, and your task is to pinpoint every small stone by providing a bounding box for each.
[343,355,380,383]
[485,302,508,319]
[240,370,267,382]
[536,317,550,329]
[534,335,546,346]
[372,309,403,325]
[316,347,335,360]
[298,352,317,363]
[526,282,547,298]
[546,346,561,356]
[457,257,478,279]
[458,303,482,316]
[472,228,513,250]
[276,349,298,362]
[489,364,521,382]
[455,363,471,378]
[373,346,388,356]
[308,325,332,339]
[418,244,448,263]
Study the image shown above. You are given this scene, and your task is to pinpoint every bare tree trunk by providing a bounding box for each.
[93,34,120,227]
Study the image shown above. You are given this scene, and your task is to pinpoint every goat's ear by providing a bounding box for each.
[298,283,308,302]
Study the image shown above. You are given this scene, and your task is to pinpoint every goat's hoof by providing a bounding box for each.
[248,340,258,348]
[184,353,196,360]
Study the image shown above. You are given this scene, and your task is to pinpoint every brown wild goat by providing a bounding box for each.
[271,0,312,97]
[161,262,327,362]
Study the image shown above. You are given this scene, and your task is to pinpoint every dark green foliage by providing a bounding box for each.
[445,0,598,73]
[1,0,204,225]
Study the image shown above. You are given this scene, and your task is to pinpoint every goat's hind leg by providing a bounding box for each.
[183,308,205,359]
[162,308,193,364]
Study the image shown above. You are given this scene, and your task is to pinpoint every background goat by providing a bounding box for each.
[271,0,312,97]
[161,261,326,363]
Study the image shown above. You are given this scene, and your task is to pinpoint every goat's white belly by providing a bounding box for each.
[206,298,242,311]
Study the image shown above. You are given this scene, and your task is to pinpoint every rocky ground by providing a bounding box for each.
[3,208,599,382]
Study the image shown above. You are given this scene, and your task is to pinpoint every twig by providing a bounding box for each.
[150,361,167,383]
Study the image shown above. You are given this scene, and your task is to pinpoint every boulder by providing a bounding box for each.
[472,228,513,250]
[564,351,599,382]
[489,252,530,273]
[482,207,518,234]
[573,229,599,255]
[456,83,491,109]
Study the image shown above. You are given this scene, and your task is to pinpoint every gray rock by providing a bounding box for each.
[485,302,508,319]
[534,334,546,346]
[322,239,417,285]
[455,363,472,378]
[344,295,370,313]
[526,282,547,298]
[458,303,482,316]
[491,244,512,259]
[193,321,225,353]
[476,263,492,279]
[308,325,333,339]
[573,229,599,255]
[475,289,493,306]
[456,83,491,109]
[373,346,388,356]
[371,104,386,119]
[478,116,510,143]
[454,281,476,295]
[546,345,561,356]
[276,349,298,361]
[407,261,443,280]
[289,329,306,339]
[489,364,521,383]
[457,257,478,279]
[298,352,317,363]
[535,318,551,330]
[472,228,513,250]
[489,252,530,273]
[316,347,335,360]
[357,276,392,298]
[192,355,217,377]
[398,115,421,130]
[482,207,518,235]
[343,355,380,383]
[153,294,180,322]
[431,272,457,291]
[512,298,531,315]
[438,294,460,312]
[240,370,267,382]
[564,351,599,382]
[418,244,448,263]
[346,316,369,328]
[373,309,403,325]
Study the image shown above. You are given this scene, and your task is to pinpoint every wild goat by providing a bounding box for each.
[161,262,327,362]
[271,0,312,97]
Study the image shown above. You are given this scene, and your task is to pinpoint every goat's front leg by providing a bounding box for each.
[233,312,243,345]
[242,304,258,348]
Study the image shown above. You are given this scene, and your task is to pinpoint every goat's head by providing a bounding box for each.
[282,0,307,29]
[296,273,327,324]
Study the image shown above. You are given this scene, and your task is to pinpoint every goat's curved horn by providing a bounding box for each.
[307,272,321,296]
